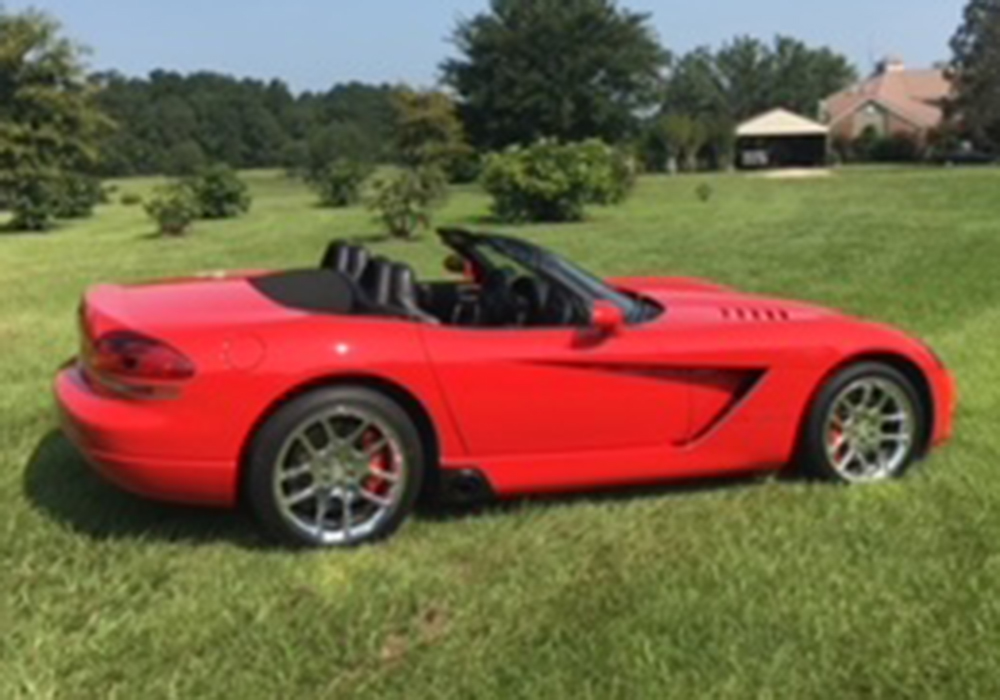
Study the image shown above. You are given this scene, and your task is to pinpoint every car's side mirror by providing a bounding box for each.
[591,301,625,336]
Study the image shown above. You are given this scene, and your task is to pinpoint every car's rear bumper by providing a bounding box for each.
[54,365,238,506]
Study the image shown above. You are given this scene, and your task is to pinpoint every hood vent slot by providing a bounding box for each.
[720,306,790,322]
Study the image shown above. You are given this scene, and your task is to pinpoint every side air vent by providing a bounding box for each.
[720,306,791,322]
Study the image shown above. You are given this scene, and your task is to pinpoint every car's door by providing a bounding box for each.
[420,323,693,458]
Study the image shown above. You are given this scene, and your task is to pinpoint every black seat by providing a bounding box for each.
[358,256,394,307]
[324,242,437,324]
[322,241,370,281]
[388,263,438,324]
[480,267,518,326]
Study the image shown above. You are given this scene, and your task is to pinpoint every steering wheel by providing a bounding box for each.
[542,286,582,326]
[510,276,550,326]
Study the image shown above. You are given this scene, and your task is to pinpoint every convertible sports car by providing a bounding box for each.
[55,229,956,548]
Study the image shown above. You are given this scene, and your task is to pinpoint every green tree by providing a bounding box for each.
[662,48,728,120]
[769,36,857,117]
[144,182,199,237]
[184,164,252,219]
[93,73,399,177]
[392,88,471,172]
[53,173,103,219]
[309,159,373,208]
[365,167,447,239]
[0,8,110,231]
[163,140,207,177]
[660,114,708,171]
[707,35,855,122]
[949,0,1000,150]
[714,36,775,122]
[653,35,855,171]
[305,121,378,180]
[442,0,668,151]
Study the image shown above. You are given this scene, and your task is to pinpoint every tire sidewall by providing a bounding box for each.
[245,386,425,548]
[801,362,927,483]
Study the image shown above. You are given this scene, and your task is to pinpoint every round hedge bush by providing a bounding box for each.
[481,139,636,223]
[184,165,252,219]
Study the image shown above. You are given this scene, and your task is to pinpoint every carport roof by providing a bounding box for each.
[736,108,829,138]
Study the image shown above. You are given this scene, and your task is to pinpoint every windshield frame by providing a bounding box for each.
[439,229,659,325]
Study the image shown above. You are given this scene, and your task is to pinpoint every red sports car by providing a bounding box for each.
[55,229,956,548]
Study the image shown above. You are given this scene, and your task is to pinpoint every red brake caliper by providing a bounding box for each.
[362,430,391,497]
[829,413,846,459]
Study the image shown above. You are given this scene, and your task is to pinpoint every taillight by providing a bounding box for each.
[89,331,195,383]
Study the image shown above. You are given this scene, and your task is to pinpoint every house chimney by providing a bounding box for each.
[877,56,906,74]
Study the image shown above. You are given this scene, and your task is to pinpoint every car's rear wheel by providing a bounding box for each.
[245,386,425,548]
[799,362,926,484]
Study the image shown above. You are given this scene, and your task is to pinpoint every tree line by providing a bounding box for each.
[93,73,400,177]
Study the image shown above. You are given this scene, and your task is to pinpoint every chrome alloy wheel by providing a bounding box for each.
[824,377,917,483]
[273,407,407,546]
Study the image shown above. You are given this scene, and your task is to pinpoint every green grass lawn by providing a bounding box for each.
[2,168,999,698]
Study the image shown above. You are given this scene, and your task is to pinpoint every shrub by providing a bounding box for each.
[445,150,483,185]
[365,166,447,239]
[578,140,638,205]
[848,128,922,163]
[100,183,119,204]
[54,175,103,219]
[7,178,55,231]
[850,126,880,162]
[144,183,200,237]
[481,139,635,223]
[309,159,374,208]
[869,133,922,163]
[120,192,143,206]
[184,165,252,219]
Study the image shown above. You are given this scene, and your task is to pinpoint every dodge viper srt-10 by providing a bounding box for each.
[55,229,956,548]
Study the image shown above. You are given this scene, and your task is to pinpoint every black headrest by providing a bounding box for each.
[359,257,395,306]
[321,241,347,269]
[321,241,370,281]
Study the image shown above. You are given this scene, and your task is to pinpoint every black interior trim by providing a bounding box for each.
[250,269,357,315]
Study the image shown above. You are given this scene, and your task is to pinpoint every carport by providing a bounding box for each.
[736,109,829,170]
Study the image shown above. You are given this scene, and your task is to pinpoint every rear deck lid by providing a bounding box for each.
[81,272,296,338]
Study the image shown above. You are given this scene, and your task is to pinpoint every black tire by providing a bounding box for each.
[244,386,426,548]
[798,362,927,484]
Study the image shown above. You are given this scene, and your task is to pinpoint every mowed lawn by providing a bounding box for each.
[2,168,999,699]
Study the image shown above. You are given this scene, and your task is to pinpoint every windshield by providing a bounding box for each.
[478,235,653,323]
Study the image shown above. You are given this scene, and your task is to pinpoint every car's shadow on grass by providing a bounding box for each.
[23,430,271,550]
[25,430,775,548]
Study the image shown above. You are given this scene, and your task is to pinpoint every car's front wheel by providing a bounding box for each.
[245,386,425,548]
[799,362,926,484]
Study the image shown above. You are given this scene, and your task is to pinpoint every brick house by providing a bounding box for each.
[820,57,951,145]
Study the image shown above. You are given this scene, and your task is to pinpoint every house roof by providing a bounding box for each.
[822,63,950,130]
[736,109,829,138]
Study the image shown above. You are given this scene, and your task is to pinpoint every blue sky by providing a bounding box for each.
[8,0,966,91]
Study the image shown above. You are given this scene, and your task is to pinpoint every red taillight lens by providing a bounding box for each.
[89,332,195,382]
